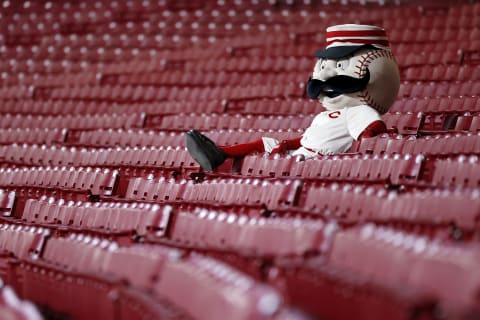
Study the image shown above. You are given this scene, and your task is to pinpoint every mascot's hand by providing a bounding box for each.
[270,137,302,154]
[270,141,289,154]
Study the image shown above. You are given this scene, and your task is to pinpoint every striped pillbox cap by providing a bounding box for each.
[316,24,391,59]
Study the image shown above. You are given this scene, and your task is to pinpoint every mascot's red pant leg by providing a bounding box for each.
[218,139,265,157]
[218,137,302,157]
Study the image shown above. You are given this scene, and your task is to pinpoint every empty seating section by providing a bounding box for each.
[328,225,480,315]
[431,156,480,188]
[0,128,66,145]
[0,144,197,170]
[74,129,186,147]
[0,0,478,319]
[154,113,315,131]
[126,177,302,210]
[391,97,480,113]
[169,207,337,256]
[0,113,145,130]
[241,153,425,185]
[0,224,49,260]
[0,167,118,196]
[0,99,225,116]
[358,133,480,155]
[304,185,480,229]
[0,190,16,217]
[22,197,172,236]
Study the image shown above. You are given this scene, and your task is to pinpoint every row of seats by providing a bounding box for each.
[358,132,480,155]
[181,52,475,74]
[432,155,480,188]
[0,224,48,260]
[2,80,478,104]
[304,184,479,231]
[17,72,100,88]
[0,108,474,138]
[402,64,480,81]
[169,207,336,256]
[240,153,424,186]
[390,96,480,113]
[125,177,302,210]
[0,113,145,130]
[0,167,118,196]
[183,56,313,73]
[7,96,479,120]
[47,83,304,101]
[154,113,315,131]
[0,144,197,169]
[105,70,307,87]
[242,99,324,115]
[0,58,91,74]
[3,0,470,20]
[398,81,480,98]
[0,99,225,116]
[236,39,480,61]
[0,128,66,145]
[22,197,171,236]
[9,5,473,35]
[6,14,478,49]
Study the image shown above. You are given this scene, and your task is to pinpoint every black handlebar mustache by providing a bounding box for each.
[306,68,370,99]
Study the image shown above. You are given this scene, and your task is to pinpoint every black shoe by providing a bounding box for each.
[185,130,227,172]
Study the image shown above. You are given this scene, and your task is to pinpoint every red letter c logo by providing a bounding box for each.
[328,111,341,119]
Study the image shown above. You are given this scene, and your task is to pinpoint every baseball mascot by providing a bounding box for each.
[186,24,400,171]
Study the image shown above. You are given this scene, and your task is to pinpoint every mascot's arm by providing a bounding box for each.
[358,120,387,139]
[271,136,302,154]
[270,119,386,154]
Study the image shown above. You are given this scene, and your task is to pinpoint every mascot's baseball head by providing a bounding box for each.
[307,24,400,114]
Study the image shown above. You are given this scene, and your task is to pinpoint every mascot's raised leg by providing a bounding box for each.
[185,130,227,172]
[186,130,267,172]
[186,130,300,172]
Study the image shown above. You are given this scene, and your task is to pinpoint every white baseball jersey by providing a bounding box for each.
[295,105,383,157]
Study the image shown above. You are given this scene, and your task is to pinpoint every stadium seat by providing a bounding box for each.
[0,190,16,217]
